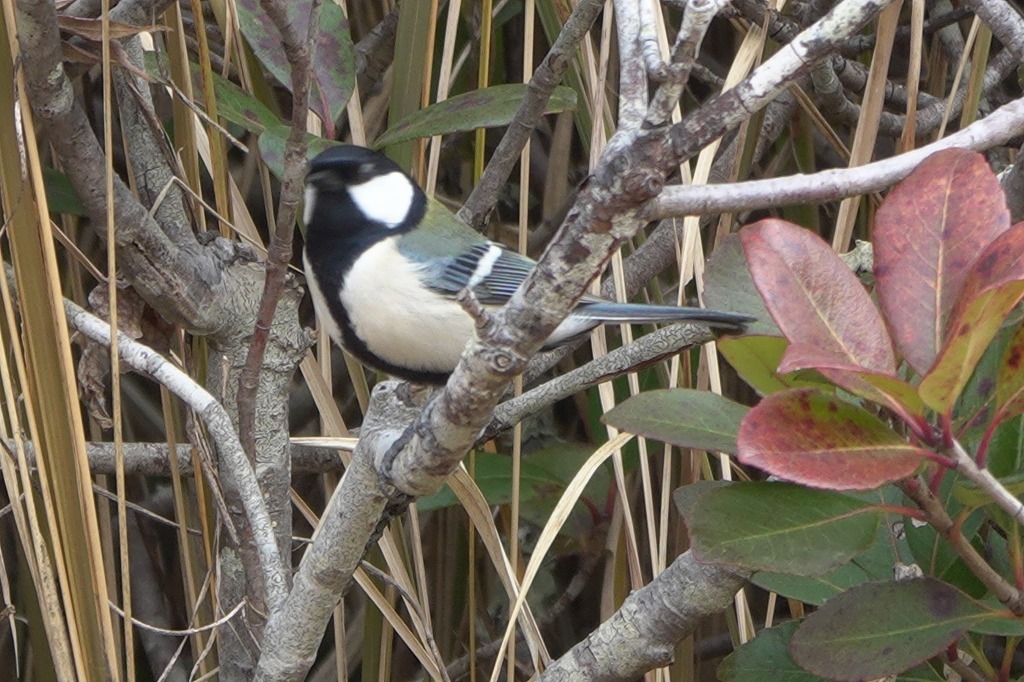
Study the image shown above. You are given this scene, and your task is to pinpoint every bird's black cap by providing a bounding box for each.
[308,145,405,186]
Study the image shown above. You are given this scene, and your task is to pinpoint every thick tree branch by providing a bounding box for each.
[0,264,292,617]
[15,0,226,332]
[538,551,748,680]
[255,2,893,677]
[962,0,1024,64]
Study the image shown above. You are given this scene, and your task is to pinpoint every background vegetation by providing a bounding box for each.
[2,0,1024,680]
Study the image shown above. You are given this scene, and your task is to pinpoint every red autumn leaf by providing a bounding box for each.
[778,343,928,437]
[741,219,895,374]
[919,221,1024,414]
[874,149,1010,376]
[737,388,930,490]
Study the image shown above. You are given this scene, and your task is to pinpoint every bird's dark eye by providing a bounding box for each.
[357,162,376,183]
[307,170,346,192]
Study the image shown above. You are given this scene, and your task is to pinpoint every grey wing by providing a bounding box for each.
[424,242,536,305]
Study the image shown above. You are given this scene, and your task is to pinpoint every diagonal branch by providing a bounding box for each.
[15,0,226,333]
[3,264,289,615]
[255,1,893,678]
[458,0,605,229]
[539,551,748,680]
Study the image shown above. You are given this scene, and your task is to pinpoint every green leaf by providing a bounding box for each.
[42,167,86,216]
[738,388,930,490]
[673,480,731,520]
[719,335,829,396]
[206,67,284,135]
[235,0,356,134]
[718,621,829,681]
[704,234,780,338]
[790,578,989,681]
[688,482,882,575]
[375,84,578,147]
[602,388,748,453]
[754,511,906,605]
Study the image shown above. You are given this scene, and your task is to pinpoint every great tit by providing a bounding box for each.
[302,145,752,385]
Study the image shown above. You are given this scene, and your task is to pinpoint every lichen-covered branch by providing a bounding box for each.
[538,552,748,680]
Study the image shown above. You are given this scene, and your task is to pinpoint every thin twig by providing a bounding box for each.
[458,0,605,229]
[236,0,322,460]
[644,95,1024,219]
[58,290,290,613]
[898,477,1024,616]
[950,440,1024,529]
[110,599,246,637]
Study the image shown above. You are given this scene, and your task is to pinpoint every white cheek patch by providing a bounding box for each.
[348,171,415,228]
[303,185,317,225]
[468,244,503,289]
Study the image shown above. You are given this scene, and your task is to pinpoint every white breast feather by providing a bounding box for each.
[341,239,473,373]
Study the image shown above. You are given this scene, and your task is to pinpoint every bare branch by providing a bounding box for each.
[539,551,748,680]
[962,0,1024,63]
[10,440,344,477]
[15,0,226,332]
[458,0,605,229]
[47,278,290,614]
[644,96,1024,218]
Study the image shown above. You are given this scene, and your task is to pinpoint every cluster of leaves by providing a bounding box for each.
[606,148,1024,681]
[146,1,577,177]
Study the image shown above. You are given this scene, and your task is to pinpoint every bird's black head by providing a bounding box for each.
[304,145,427,237]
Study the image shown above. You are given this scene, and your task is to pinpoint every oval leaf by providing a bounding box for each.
[741,220,895,374]
[704,234,781,338]
[236,0,356,134]
[688,482,881,575]
[790,578,988,681]
[719,621,826,682]
[375,84,577,147]
[779,343,928,434]
[874,149,1010,375]
[738,388,930,490]
[919,222,1024,414]
[720,335,832,397]
[602,388,748,453]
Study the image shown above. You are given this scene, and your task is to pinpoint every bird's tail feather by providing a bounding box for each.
[576,301,754,331]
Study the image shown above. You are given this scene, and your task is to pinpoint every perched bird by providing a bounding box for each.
[302,145,752,385]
